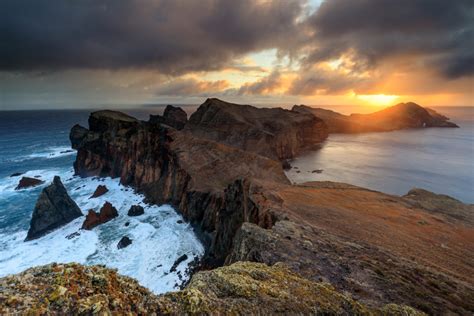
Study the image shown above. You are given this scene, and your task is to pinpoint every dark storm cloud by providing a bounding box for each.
[304,0,474,79]
[0,0,304,73]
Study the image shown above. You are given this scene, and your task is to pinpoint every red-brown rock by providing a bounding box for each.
[81,202,118,230]
[90,185,108,198]
[15,177,44,190]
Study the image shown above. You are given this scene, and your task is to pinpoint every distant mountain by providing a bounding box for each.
[292,102,459,133]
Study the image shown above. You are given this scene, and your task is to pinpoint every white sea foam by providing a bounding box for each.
[0,169,204,294]
[9,146,76,163]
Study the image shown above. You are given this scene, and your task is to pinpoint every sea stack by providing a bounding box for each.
[25,176,82,241]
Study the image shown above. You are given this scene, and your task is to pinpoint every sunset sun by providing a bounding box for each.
[357,94,400,106]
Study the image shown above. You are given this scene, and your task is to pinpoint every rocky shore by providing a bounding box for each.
[3,98,473,314]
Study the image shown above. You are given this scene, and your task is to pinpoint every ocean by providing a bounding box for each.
[0,109,204,294]
[0,106,473,294]
[286,106,474,203]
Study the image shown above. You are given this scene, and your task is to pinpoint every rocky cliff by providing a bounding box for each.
[185,98,328,160]
[293,102,459,133]
[67,99,473,314]
[25,176,83,241]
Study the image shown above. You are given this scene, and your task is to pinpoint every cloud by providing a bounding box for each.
[302,0,474,79]
[238,71,283,95]
[0,0,304,74]
[155,78,229,96]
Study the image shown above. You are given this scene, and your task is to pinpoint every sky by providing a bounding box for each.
[0,0,473,110]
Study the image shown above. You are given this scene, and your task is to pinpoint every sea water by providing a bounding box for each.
[0,109,204,294]
[285,106,474,203]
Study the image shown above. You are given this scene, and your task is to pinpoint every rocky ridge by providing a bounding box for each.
[293,102,459,133]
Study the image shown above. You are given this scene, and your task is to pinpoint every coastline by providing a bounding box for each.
[1,99,473,314]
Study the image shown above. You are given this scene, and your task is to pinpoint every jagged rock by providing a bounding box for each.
[127,205,144,216]
[15,177,44,190]
[170,254,188,272]
[185,98,328,160]
[117,236,132,249]
[149,105,188,130]
[0,262,423,315]
[90,184,108,198]
[293,102,459,133]
[81,202,118,230]
[25,176,82,241]
[10,172,23,177]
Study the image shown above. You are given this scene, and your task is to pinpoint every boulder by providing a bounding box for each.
[25,176,82,241]
[90,185,108,198]
[117,236,132,249]
[15,177,44,190]
[127,205,144,216]
[81,202,118,230]
[10,172,23,177]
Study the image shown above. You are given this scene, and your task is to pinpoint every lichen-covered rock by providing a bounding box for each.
[25,176,82,241]
[0,263,159,315]
[0,262,424,315]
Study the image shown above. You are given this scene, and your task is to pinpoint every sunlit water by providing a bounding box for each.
[0,109,203,294]
[286,107,474,203]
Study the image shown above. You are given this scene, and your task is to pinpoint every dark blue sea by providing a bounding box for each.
[0,108,204,293]
[0,106,473,292]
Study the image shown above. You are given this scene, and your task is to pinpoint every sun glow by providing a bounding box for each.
[357,94,399,106]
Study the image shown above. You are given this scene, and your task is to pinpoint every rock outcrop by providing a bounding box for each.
[0,262,423,315]
[90,184,108,198]
[15,176,44,190]
[69,99,473,314]
[117,236,132,249]
[293,102,459,133]
[25,176,82,241]
[149,105,188,130]
[127,205,144,216]
[185,98,328,160]
[81,202,118,230]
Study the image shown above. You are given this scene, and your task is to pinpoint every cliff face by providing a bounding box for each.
[293,102,459,133]
[186,98,328,160]
[69,100,473,314]
[71,106,289,264]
